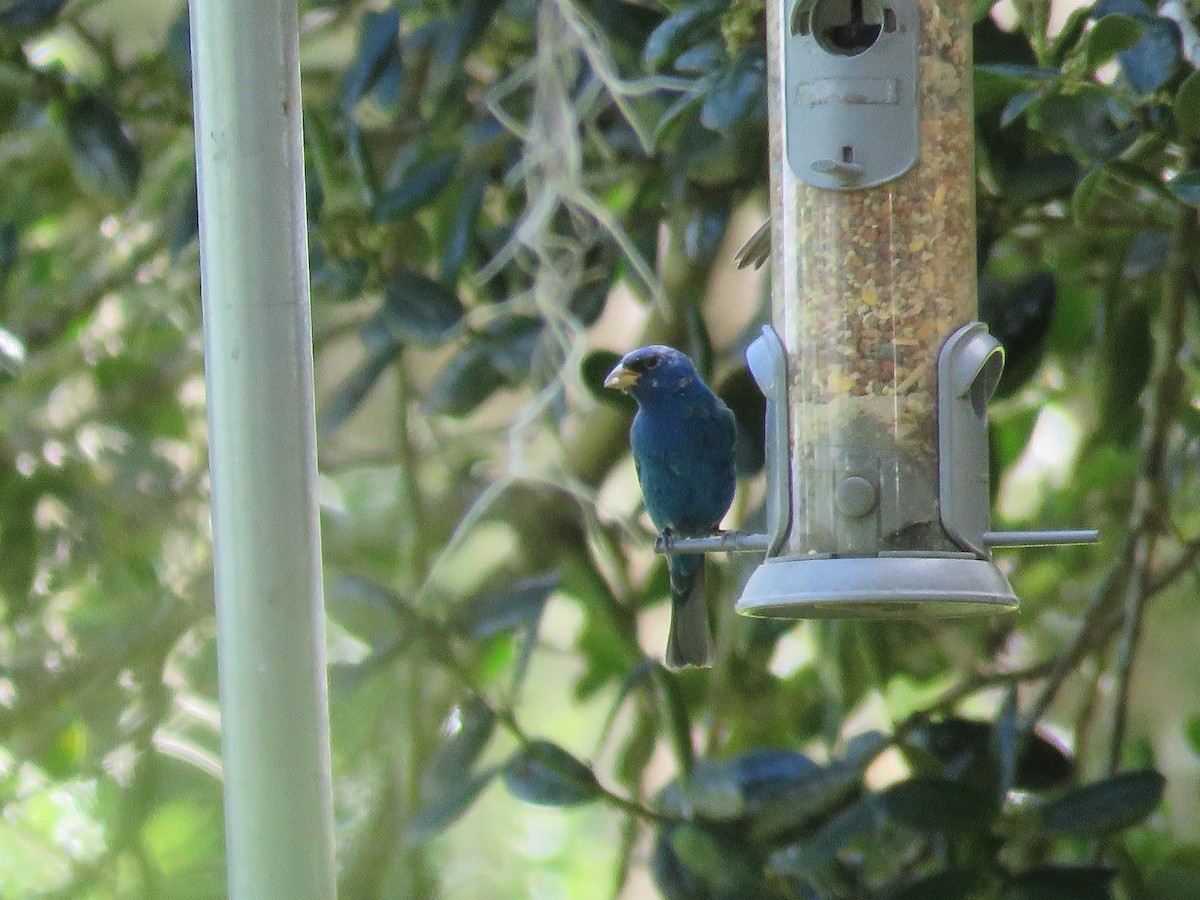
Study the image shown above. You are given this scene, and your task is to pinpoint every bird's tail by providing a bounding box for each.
[666,554,713,669]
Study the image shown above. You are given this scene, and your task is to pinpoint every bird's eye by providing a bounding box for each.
[644,355,661,369]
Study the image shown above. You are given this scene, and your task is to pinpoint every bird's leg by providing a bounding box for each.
[656,529,747,555]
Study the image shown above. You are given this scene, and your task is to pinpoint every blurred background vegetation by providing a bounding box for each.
[1,0,1200,897]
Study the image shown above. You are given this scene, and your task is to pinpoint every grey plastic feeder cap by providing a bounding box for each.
[736,555,1018,619]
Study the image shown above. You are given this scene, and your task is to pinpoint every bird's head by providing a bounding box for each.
[603,345,698,402]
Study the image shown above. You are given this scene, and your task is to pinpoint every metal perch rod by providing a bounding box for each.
[657,530,1100,556]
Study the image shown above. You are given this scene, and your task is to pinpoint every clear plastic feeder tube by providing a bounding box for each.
[769,0,976,558]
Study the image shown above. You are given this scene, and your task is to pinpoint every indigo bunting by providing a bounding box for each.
[604,346,737,669]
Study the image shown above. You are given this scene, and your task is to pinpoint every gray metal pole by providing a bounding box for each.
[188,0,337,896]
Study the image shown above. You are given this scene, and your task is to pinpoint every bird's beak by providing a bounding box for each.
[604,362,639,391]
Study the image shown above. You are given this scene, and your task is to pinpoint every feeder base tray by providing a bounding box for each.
[736,554,1017,619]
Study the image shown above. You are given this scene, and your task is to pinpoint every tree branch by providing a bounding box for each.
[1104,207,1194,774]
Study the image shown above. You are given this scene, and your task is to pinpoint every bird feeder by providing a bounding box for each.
[660,0,1095,618]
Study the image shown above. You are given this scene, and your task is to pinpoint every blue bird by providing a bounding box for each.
[604,346,737,669]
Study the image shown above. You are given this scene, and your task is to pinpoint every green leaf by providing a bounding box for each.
[166,9,192,95]
[615,704,657,789]
[659,751,832,828]
[341,8,402,113]
[422,344,501,417]
[1049,6,1093,65]
[676,111,763,186]
[680,197,731,262]
[973,64,1057,116]
[328,637,408,696]
[1117,14,1181,94]
[1013,730,1074,793]
[1167,170,1200,207]
[888,870,986,900]
[1031,86,1140,162]
[169,179,200,260]
[1071,165,1110,222]
[381,269,464,345]
[0,0,67,30]
[1098,295,1152,446]
[1000,89,1039,127]
[733,749,820,810]
[477,314,543,381]
[768,796,879,874]
[64,95,142,198]
[461,115,512,171]
[1123,228,1171,279]
[454,571,558,639]
[407,768,498,842]
[994,689,1018,797]
[664,758,746,820]
[1001,864,1116,899]
[1036,769,1164,837]
[1000,154,1081,205]
[425,699,497,790]
[1084,14,1144,70]
[700,44,765,131]
[318,345,402,435]
[880,776,999,832]
[643,0,723,72]
[654,80,708,144]
[327,575,423,628]
[749,761,863,843]
[503,741,600,807]
[673,40,724,74]
[423,0,503,105]
[651,825,710,900]
[373,151,460,222]
[440,174,488,279]
[1175,71,1200,142]
[668,824,761,895]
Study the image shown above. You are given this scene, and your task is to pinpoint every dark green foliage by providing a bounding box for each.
[63,94,142,198]
[1036,769,1165,837]
[342,7,402,114]
[373,151,460,222]
[980,272,1057,398]
[422,343,501,417]
[380,269,465,345]
[717,365,767,474]
[453,571,557,639]
[880,776,1001,832]
[409,700,499,840]
[503,741,601,807]
[1002,865,1116,899]
[0,0,66,31]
